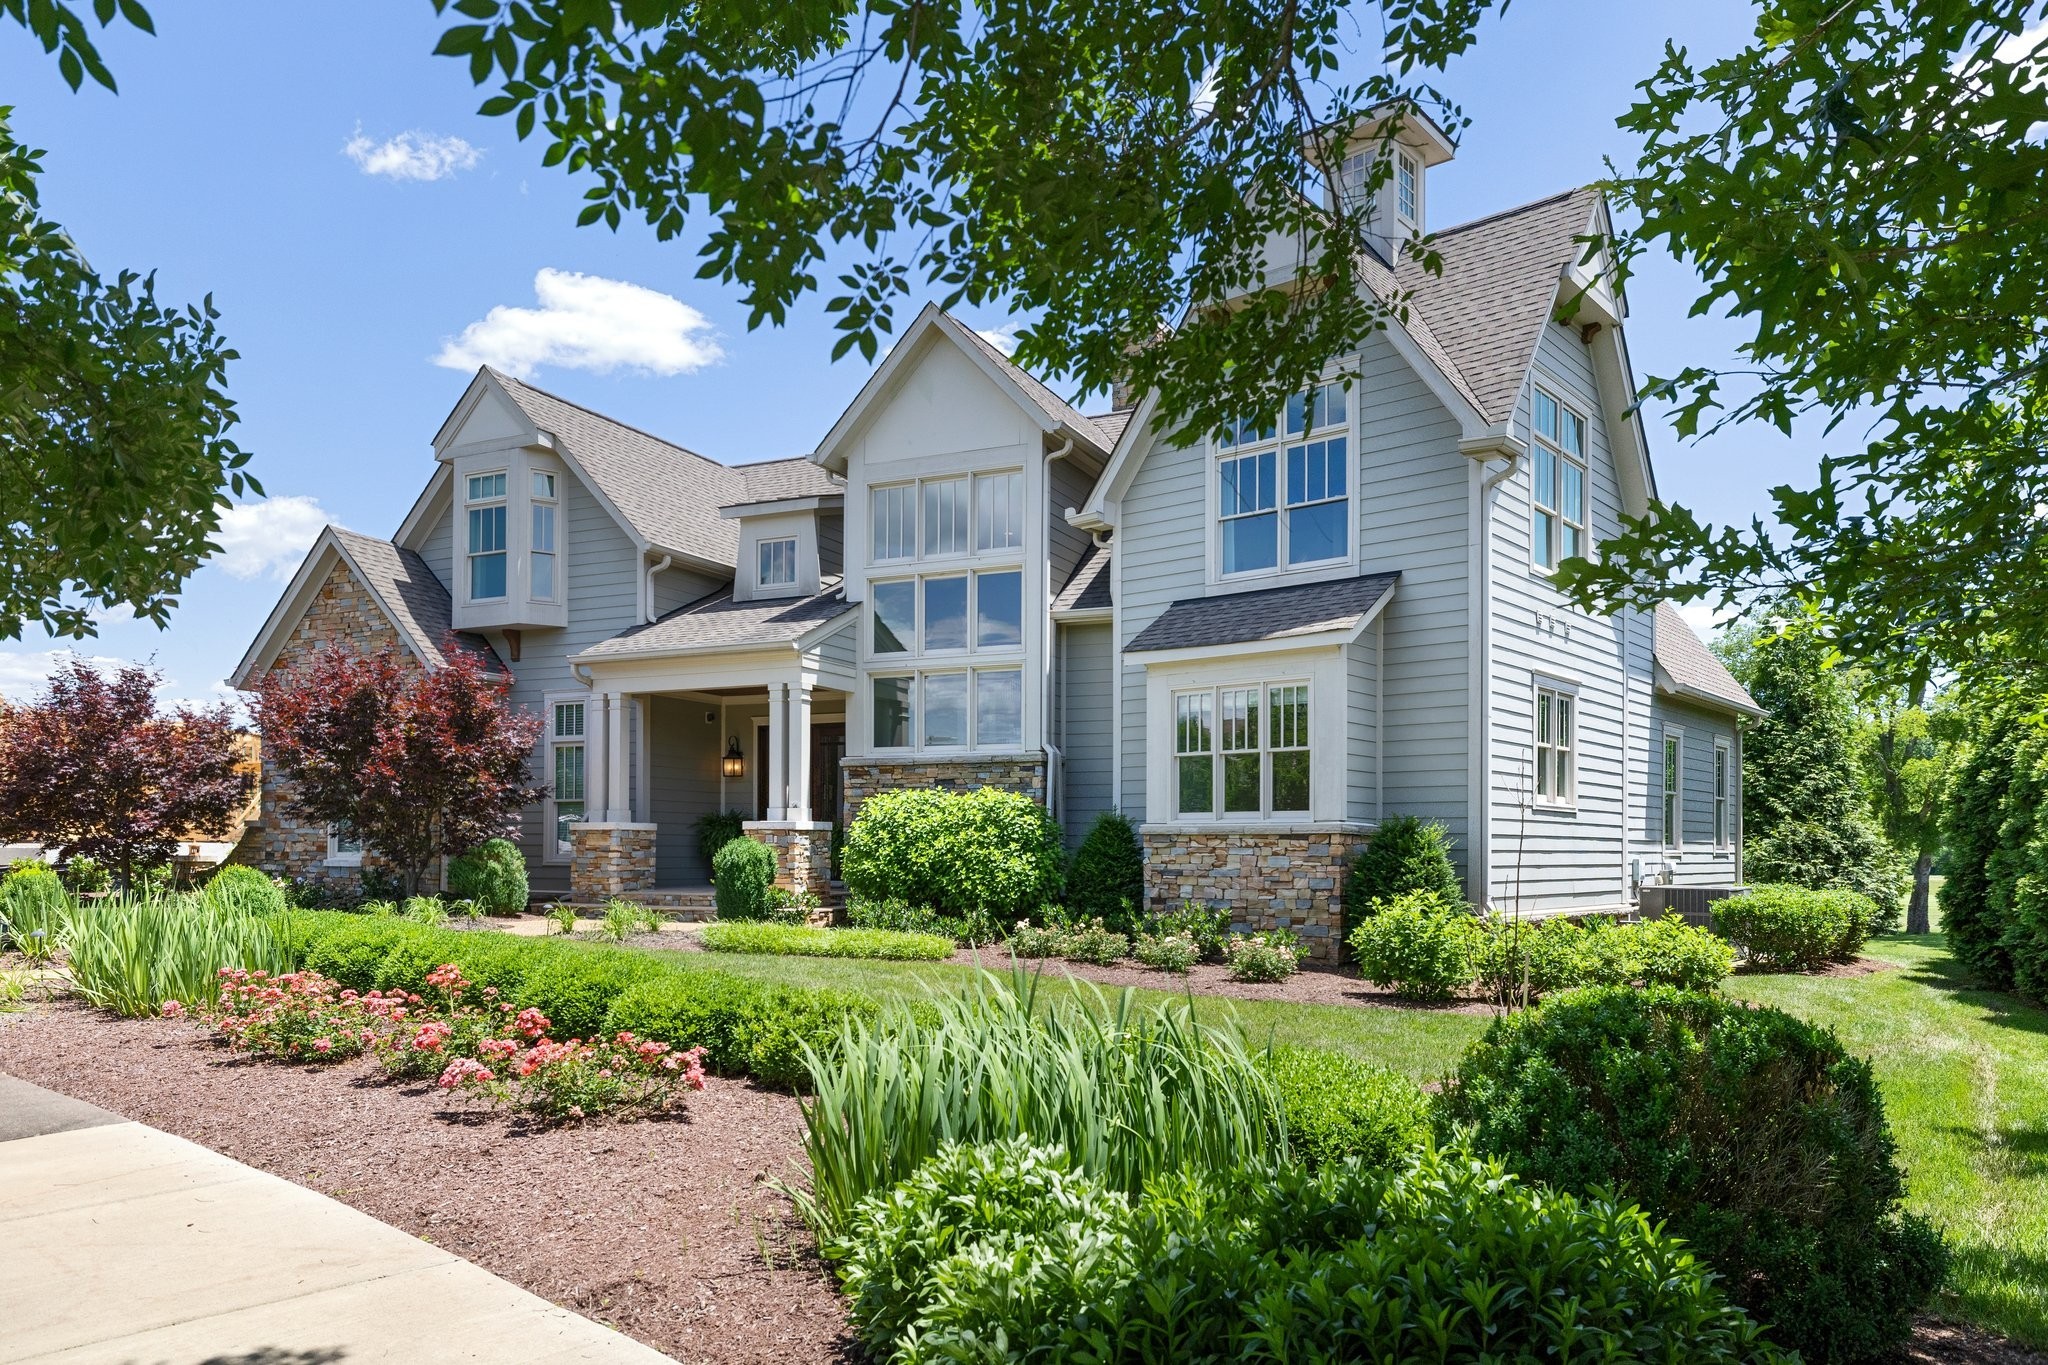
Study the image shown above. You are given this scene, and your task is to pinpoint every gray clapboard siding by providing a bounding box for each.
[1345,631,1380,822]
[818,511,844,578]
[650,696,722,883]
[813,616,856,674]
[1482,321,1635,912]
[1649,695,1741,886]
[651,563,728,617]
[418,502,453,593]
[1115,426,1204,820]
[1060,621,1114,847]
[1048,456,1095,595]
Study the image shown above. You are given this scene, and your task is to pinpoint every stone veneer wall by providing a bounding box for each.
[1141,829,1368,963]
[839,756,1047,827]
[570,824,657,900]
[235,558,419,891]
[742,822,836,920]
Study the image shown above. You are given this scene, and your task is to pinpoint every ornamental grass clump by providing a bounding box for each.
[796,971,1284,1243]
[63,891,297,1016]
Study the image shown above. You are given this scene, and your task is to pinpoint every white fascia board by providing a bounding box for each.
[393,464,452,550]
[717,494,840,520]
[228,533,343,691]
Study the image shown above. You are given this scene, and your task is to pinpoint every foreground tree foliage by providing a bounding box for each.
[1856,687,1960,935]
[0,1,255,640]
[1561,2,2048,688]
[0,657,246,885]
[1938,702,2048,1000]
[254,645,544,895]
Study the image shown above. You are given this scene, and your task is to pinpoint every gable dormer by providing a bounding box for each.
[1323,103,1456,264]
[722,457,847,601]
[431,373,572,631]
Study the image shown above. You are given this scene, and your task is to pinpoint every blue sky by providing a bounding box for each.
[0,1,1804,709]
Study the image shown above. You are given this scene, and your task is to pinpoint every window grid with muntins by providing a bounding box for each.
[871,470,1025,564]
[1216,383,1349,576]
[1173,682,1310,818]
[328,823,363,864]
[466,472,507,600]
[1396,150,1418,222]
[530,471,557,601]
[1662,730,1683,849]
[1714,742,1731,848]
[974,471,1023,550]
[551,700,586,853]
[1530,387,1587,572]
[1534,684,1576,807]
[758,537,797,587]
[870,666,1024,752]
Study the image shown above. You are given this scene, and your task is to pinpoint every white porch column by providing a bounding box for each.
[584,689,609,824]
[789,683,814,823]
[765,681,790,821]
[605,689,631,822]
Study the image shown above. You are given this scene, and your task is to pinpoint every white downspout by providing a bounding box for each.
[1469,443,1521,912]
[642,554,672,624]
[1041,434,1075,821]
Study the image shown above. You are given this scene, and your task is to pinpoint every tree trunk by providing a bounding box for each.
[1908,850,1933,935]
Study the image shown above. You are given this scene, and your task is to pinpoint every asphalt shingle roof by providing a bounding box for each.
[330,529,503,672]
[1653,603,1761,717]
[736,458,842,505]
[491,370,747,565]
[576,581,855,660]
[1126,572,1399,653]
[1053,544,1112,614]
[1087,409,1135,449]
[1392,188,1602,424]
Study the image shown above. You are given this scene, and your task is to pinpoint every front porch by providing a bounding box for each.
[561,628,857,903]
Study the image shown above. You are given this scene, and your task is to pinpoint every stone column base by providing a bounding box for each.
[569,822,657,900]
[839,755,1047,827]
[1140,826,1368,963]
[742,821,834,921]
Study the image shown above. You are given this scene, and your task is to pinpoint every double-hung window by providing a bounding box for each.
[1714,741,1732,848]
[1662,729,1683,849]
[466,472,508,600]
[1396,150,1419,223]
[1535,683,1576,807]
[758,537,797,588]
[1530,388,1587,571]
[530,471,557,601]
[1174,682,1311,818]
[326,823,363,867]
[550,700,587,856]
[1217,383,1349,576]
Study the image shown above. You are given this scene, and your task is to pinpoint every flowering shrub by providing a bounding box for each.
[187,960,707,1124]
[1133,932,1199,974]
[1226,929,1308,982]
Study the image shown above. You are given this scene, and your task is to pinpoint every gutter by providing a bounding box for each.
[1460,429,1525,912]
[641,554,672,624]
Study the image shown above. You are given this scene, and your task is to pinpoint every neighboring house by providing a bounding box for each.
[233,115,1757,950]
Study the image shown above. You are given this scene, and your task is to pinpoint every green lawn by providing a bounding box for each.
[660,930,2048,1348]
[1728,935,2048,1349]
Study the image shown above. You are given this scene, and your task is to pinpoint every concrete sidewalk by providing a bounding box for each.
[0,1073,676,1365]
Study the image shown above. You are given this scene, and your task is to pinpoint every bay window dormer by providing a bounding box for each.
[450,448,570,631]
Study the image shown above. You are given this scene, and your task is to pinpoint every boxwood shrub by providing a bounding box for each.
[1341,813,1461,927]
[700,921,955,961]
[445,838,528,915]
[1260,1045,1429,1169]
[836,1137,1794,1365]
[1437,986,1947,1365]
[840,787,1062,920]
[1713,884,1883,970]
[602,972,884,1089]
[712,837,778,921]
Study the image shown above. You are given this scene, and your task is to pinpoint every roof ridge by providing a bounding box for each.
[488,367,736,476]
[1431,186,1595,240]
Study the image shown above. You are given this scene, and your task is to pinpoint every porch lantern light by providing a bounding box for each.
[722,736,745,779]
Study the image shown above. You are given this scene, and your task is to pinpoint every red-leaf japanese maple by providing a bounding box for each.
[0,658,248,886]
[255,643,544,895]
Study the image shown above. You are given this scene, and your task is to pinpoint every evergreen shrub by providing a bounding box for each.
[1713,884,1881,970]
[1260,1045,1429,1169]
[446,838,528,915]
[1065,811,1145,932]
[712,836,778,921]
[1347,889,1478,999]
[1341,814,1460,928]
[841,787,1062,920]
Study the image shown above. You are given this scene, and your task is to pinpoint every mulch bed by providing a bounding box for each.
[1906,1317,2048,1365]
[0,1002,853,1365]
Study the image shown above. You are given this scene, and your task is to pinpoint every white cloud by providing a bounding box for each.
[1995,20,2048,66]
[343,127,482,182]
[209,496,333,583]
[1672,598,1726,641]
[975,322,1025,357]
[434,269,726,379]
[0,649,125,702]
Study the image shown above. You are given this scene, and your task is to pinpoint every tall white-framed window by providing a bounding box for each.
[872,470,1022,564]
[974,470,1023,550]
[1215,382,1350,578]
[530,470,558,601]
[758,537,797,588]
[868,569,1023,659]
[548,699,587,859]
[1661,728,1684,849]
[465,471,508,600]
[326,823,363,867]
[1530,387,1587,572]
[871,484,917,562]
[870,665,1024,752]
[1395,149,1419,223]
[1172,681,1311,819]
[1714,740,1732,848]
[1534,681,1577,808]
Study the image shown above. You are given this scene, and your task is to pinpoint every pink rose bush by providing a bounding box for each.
[180,962,706,1123]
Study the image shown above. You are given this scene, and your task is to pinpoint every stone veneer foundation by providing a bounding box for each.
[838,756,1048,827]
[1141,827,1368,963]
[569,823,657,900]
[233,558,420,891]
[743,821,837,921]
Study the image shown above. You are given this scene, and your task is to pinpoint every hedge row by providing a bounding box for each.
[291,912,883,1089]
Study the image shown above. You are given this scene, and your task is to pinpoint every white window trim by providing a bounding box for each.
[1169,679,1314,822]
[1713,738,1733,850]
[1206,378,1359,588]
[1528,384,1589,576]
[1661,725,1685,850]
[530,473,559,603]
[464,469,510,603]
[869,469,1026,568]
[1395,149,1419,225]
[1532,678,1579,812]
[869,664,1028,755]
[542,691,590,865]
[325,823,363,868]
[865,568,1027,662]
[757,536,798,588]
